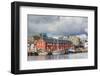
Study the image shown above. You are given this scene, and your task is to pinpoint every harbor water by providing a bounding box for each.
[28,52,88,61]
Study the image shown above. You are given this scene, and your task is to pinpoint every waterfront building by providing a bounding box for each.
[35,37,72,52]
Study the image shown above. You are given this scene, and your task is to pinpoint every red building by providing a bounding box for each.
[35,37,72,52]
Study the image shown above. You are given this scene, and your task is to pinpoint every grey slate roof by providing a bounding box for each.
[43,37,72,44]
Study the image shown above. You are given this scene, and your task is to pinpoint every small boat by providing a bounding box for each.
[67,48,75,53]
[52,51,61,55]
[38,52,48,56]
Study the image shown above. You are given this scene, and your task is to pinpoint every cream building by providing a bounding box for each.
[67,36,80,46]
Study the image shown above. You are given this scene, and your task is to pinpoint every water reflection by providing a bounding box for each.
[28,52,88,61]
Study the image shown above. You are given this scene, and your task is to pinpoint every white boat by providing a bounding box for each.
[68,48,75,53]
[38,52,48,56]
[52,51,61,55]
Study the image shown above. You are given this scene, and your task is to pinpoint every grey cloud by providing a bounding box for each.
[28,15,59,24]
[28,15,88,36]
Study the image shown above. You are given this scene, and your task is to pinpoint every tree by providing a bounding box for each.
[33,35,40,40]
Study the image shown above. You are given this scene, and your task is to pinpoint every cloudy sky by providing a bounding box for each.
[28,15,88,37]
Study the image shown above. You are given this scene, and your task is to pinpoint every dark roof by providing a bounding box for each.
[43,37,72,44]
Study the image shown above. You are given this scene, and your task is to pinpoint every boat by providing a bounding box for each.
[38,52,48,56]
[67,48,75,53]
[52,50,61,55]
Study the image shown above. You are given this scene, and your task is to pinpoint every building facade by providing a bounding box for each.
[67,36,80,46]
[35,37,72,52]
